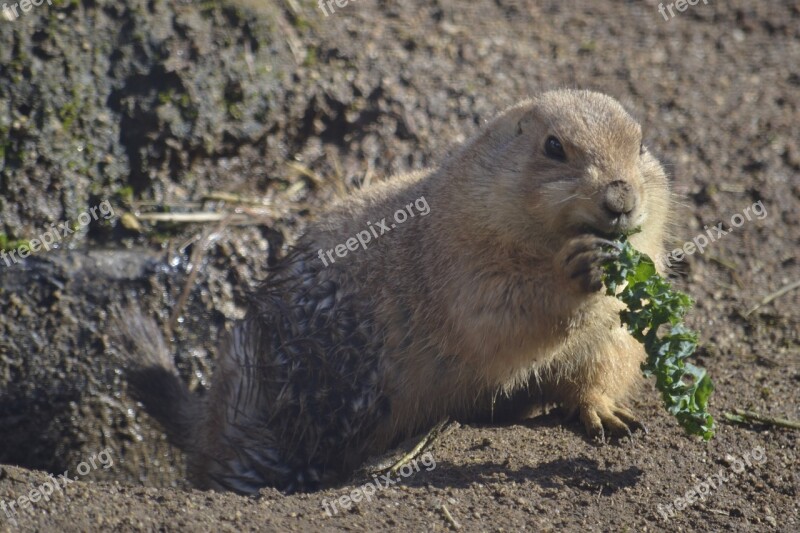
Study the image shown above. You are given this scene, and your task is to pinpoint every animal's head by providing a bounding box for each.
[452,90,672,255]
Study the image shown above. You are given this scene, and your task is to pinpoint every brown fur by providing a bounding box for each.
[117,89,674,493]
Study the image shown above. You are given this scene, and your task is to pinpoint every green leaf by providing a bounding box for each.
[602,236,715,440]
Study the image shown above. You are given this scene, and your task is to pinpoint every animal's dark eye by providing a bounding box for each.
[640,142,645,155]
[544,136,566,162]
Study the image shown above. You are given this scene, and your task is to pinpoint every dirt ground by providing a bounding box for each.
[0,0,798,531]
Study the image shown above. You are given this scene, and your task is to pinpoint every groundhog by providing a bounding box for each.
[116,89,673,494]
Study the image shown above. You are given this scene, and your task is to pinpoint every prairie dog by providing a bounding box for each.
[117,89,673,494]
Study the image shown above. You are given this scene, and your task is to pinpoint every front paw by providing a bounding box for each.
[554,235,620,294]
[573,394,647,442]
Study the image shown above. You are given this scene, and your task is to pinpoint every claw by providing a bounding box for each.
[595,238,623,252]
[578,398,646,443]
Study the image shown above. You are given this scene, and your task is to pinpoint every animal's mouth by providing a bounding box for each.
[579,225,620,240]
[579,216,643,240]
[608,213,643,235]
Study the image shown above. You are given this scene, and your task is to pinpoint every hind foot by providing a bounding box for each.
[571,394,647,443]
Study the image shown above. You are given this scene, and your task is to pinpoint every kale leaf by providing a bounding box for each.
[602,236,715,440]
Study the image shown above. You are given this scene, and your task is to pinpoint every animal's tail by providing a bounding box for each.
[111,305,200,452]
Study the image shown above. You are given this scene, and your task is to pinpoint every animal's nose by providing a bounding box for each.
[604,180,636,215]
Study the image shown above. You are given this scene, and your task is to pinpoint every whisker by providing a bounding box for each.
[554,193,579,205]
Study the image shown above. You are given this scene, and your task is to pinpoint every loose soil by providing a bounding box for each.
[0,0,797,531]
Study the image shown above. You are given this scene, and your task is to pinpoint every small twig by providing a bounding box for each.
[363,158,375,188]
[286,180,308,197]
[286,161,324,186]
[130,201,204,209]
[441,504,461,530]
[372,418,453,478]
[744,279,800,317]
[202,191,273,206]
[723,408,800,431]
[283,0,302,18]
[708,255,737,272]
[330,151,347,195]
[135,212,248,223]
[133,211,283,226]
[274,6,305,65]
[243,39,255,78]
[717,184,747,194]
[167,218,230,336]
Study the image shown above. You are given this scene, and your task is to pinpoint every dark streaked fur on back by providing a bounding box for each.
[115,245,390,493]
